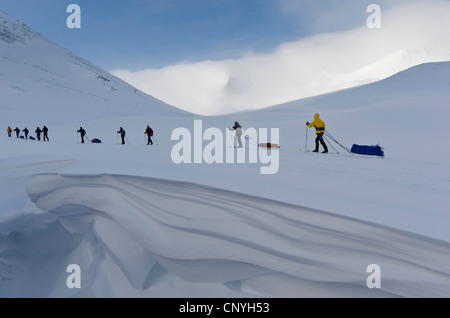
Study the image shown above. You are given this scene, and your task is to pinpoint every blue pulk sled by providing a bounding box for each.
[319,130,385,158]
[350,144,384,158]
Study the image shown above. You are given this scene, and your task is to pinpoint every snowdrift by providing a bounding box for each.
[1,173,444,297]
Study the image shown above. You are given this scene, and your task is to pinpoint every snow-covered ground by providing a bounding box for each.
[1,10,450,298]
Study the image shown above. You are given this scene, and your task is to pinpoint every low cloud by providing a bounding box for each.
[111,1,450,115]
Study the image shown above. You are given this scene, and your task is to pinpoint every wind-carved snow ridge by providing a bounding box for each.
[24,174,450,298]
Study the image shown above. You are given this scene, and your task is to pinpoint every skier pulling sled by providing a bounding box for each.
[77,127,87,143]
[228,122,279,149]
[303,113,384,158]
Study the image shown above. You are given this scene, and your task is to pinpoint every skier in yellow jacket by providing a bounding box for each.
[306,113,328,153]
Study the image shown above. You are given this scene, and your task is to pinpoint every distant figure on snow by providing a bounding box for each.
[229,121,243,148]
[7,126,12,137]
[14,127,20,138]
[77,127,86,143]
[43,125,49,141]
[306,113,328,153]
[145,125,153,145]
[117,127,126,144]
[35,127,42,141]
[22,127,29,139]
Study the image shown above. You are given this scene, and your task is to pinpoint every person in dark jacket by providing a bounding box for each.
[22,127,29,139]
[228,121,243,148]
[14,127,20,138]
[42,126,49,141]
[35,127,42,141]
[77,127,86,143]
[145,125,153,145]
[307,113,328,153]
[117,127,126,144]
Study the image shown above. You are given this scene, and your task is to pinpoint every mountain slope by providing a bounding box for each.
[0,10,188,128]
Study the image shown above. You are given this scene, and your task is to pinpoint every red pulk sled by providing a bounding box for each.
[258,143,280,149]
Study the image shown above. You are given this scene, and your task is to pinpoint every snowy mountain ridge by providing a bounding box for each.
[0,9,46,44]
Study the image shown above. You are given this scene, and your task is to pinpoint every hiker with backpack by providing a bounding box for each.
[7,126,12,137]
[228,121,243,148]
[306,113,328,153]
[35,127,42,141]
[145,125,153,145]
[14,127,20,138]
[117,127,126,144]
[22,127,29,140]
[77,127,86,143]
[43,126,49,141]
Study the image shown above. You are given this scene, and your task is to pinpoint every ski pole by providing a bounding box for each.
[152,136,159,145]
[304,125,308,151]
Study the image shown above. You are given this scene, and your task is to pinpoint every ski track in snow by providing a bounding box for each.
[2,173,446,297]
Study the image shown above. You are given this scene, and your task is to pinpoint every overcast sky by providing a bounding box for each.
[2,0,450,115]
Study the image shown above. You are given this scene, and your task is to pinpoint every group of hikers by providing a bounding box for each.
[6,124,155,145]
[7,114,328,153]
[76,125,154,145]
[7,125,49,141]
